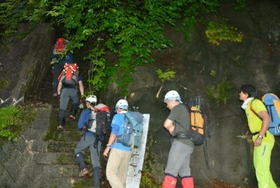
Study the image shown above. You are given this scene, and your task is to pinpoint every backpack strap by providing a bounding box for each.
[250,99,262,120]
[249,99,267,136]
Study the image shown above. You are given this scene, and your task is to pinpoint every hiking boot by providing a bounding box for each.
[57,125,64,131]
[79,168,89,177]
[69,114,76,120]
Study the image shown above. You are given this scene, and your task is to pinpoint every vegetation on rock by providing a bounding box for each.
[0,0,245,95]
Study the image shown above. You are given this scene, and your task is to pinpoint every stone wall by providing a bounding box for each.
[0,23,53,107]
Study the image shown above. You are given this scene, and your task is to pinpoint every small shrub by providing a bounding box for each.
[205,21,243,46]
[156,69,175,83]
[0,106,36,144]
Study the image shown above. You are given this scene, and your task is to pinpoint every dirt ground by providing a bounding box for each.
[199,179,254,188]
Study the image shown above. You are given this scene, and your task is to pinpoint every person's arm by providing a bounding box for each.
[57,80,62,95]
[254,110,270,146]
[103,133,116,157]
[163,118,175,134]
[78,80,84,96]
[78,110,87,130]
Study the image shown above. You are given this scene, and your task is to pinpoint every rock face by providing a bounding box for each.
[1,0,280,187]
[0,24,53,107]
[104,0,280,186]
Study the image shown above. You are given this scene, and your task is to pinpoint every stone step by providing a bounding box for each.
[33,152,75,165]
[47,140,78,153]
[42,164,79,178]
[30,176,93,188]
[45,127,81,142]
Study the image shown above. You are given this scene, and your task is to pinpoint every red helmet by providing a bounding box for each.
[55,38,66,52]
[56,38,65,44]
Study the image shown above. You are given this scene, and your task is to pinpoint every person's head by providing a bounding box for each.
[85,95,97,108]
[54,38,69,53]
[239,84,257,101]
[164,90,182,110]
[115,99,128,113]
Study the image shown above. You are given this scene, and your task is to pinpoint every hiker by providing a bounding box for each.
[239,84,277,188]
[162,90,194,188]
[50,37,74,97]
[74,95,103,188]
[57,73,84,130]
[103,99,132,188]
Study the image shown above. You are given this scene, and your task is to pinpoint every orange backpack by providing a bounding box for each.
[186,96,209,146]
[190,105,205,135]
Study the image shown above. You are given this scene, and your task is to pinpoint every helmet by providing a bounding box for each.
[86,95,97,103]
[55,38,67,52]
[115,99,128,110]
[56,38,65,44]
[164,90,182,103]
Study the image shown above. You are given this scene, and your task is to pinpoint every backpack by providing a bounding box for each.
[117,110,144,148]
[58,63,79,87]
[87,103,111,138]
[251,93,280,136]
[185,96,209,146]
[95,103,111,138]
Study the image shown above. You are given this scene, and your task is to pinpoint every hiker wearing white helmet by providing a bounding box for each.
[74,95,106,188]
[103,99,131,188]
[162,90,195,188]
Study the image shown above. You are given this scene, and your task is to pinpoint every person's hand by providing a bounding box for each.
[103,146,110,157]
[82,126,87,131]
[80,95,86,103]
[57,94,61,102]
[254,137,262,147]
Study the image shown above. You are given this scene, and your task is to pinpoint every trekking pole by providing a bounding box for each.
[203,138,210,169]
[202,112,210,169]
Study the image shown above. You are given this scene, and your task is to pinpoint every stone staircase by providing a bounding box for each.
[0,70,111,188]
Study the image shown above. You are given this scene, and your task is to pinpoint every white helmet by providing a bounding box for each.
[115,99,128,110]
[164,90,182,103]
[86,95,97,103]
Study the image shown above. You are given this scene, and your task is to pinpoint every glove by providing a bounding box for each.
[57,94,61,102]
[80,95,86,103]
[82,126,87,131]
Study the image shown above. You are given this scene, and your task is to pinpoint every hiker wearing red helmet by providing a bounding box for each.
[50,37,74,97]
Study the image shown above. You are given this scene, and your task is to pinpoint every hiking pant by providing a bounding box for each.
[106,148,131,188]
[58,87,79,126]
[74,135,101,170]
[51,63,64,94]
[162,140,194,187]
[254,141,277,188]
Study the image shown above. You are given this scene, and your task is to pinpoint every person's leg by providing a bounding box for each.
[179,143,194,188]
[74,136,95,176]
[90,138,102,188]
[117,150,131,187]
[69,88,79,119]
[254,142,277,188]
[162,140,189,188]
[106,149,125,188]
[58,88,69,129]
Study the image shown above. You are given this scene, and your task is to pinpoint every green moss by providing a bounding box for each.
[0,105,36,144]
[140,135,161,187]
[156,69,176,83]
[206,74,231,105]
[0,80,8,89]
[205,20,243,46]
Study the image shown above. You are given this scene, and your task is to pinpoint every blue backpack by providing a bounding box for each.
[262,93,280,136]
[117,111,144,148]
